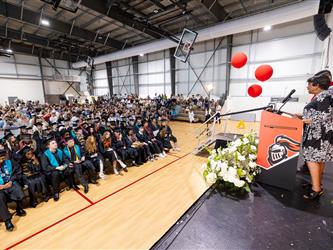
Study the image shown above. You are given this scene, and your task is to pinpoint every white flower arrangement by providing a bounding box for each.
[202,133,260,192]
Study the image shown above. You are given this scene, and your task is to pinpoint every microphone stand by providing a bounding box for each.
[198,105,273,137]
[276,97,291,115]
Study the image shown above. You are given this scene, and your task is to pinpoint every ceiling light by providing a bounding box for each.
[139,53,144,57]
[153,9,159,13]
[41,19,50,26]
[6,48,13,53]
[263,25,271,31]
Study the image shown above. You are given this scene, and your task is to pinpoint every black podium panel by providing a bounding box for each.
[256,155,298,191]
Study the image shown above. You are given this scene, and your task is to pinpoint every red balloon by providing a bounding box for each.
[248,84,262,98]
[231,52,247,68]
[255,64,273,82]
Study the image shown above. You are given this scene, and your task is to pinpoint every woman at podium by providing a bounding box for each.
[301,73,333,200]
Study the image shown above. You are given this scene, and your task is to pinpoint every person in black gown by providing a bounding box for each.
[0,148,26,232]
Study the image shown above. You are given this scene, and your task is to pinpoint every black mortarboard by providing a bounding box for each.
[4,131,14,140]
[19,145,33,156]
[74,127,82,132]
[114,127,122,133]
[26,125,33,130]
[20,134,32,143]
[44,135,56,145]
[19,125,27,129]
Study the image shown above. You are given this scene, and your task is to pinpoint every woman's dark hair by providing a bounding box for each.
[314,69,332,82]
[307,75,330,90]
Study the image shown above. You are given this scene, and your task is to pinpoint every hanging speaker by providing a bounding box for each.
[313,14,331,41]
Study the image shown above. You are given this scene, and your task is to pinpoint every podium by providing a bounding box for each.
[256,111,303,190]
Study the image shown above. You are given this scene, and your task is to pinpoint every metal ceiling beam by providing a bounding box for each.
[0,41,77,61]
[73,0,319,67]
[0,25,95,57]
[238,0,248,14]
[148,0,167,11]
[80,0,176,40]
[169,0,201,24]
[118,1,148,19]
[0,0,126,50]
[200,0,229,21]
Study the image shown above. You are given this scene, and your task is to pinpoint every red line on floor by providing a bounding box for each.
[167,153,181,158]
[5,204,93,250]
[5,152,191,250]
[75,190,94,205]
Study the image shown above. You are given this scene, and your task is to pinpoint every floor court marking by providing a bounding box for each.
[167,153,182,158]
[74,189,94,205]
[5,153,191,250]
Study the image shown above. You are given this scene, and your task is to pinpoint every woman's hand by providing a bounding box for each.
[292,113,303,119]
[302,118,312,124]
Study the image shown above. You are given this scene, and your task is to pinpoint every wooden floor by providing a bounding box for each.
[1,120,259,249]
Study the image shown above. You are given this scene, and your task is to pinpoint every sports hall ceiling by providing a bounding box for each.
[0,0,302,61]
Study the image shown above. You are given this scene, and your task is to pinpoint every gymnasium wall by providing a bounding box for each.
[227,17,323,119]
[95,16,324,120]
[0,54,83,104]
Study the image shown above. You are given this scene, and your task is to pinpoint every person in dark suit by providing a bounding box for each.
[0,148,26,232]
[63,136,97,194]
[40,136,73,201]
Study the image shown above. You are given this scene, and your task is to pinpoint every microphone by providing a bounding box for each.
[282,89,296,103]
[277,89,296,114]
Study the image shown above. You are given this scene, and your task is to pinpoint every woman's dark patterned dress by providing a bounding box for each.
[302,90,333,162]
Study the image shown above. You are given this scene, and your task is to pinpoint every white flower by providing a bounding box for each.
[210,160,217,170]
[249,154,257,160]
[249,161,257,169]
[229,146,237,153]
[226,167,238,183]
[206,172,217,184]
[242,138,249,144]
[234,139,242,147]
[255,139,259,144]
[237,152,246,161]
[218,162,228,177]
[250,145,257,151]
[234,179,245,187]
[201,163,207,172]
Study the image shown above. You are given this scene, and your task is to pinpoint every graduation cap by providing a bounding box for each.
[101,128,111,134]
[44,135,57,145]
[42,126,51,131]
[4,131,14,140]
[114,127,122,133]
[19,125,27,129]
[18,145,33,156]
[20,134,32,143]
[74,127,82,132]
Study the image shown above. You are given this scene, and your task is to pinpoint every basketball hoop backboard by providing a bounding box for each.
[174,28,198,63]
